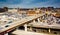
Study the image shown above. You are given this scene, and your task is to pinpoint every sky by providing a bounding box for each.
[0,0,60,8]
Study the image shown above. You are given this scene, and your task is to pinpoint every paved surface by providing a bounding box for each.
[12,30,56,35]
[0,14,44,33]
[28,22,60,29]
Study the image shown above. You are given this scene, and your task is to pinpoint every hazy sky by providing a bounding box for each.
[0,0,60,8]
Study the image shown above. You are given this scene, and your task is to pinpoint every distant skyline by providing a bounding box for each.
[0,0,60,8]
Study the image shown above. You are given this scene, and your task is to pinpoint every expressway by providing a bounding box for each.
[0,13,44,35]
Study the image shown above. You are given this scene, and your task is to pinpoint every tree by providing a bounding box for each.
[3,7,8,11]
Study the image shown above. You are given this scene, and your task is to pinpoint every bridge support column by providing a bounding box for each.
[33,20,36,23]
[48,28,51,33]
[37,18,40,22]
[5,33,8,35]
[24,24,27,32]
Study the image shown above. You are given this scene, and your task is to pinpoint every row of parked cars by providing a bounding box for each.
[40,13,60,25]
[0,12,27,29]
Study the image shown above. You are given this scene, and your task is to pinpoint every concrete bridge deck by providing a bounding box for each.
[0,14,44,35]
[28,22,60,29]
[12,30,56,35]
